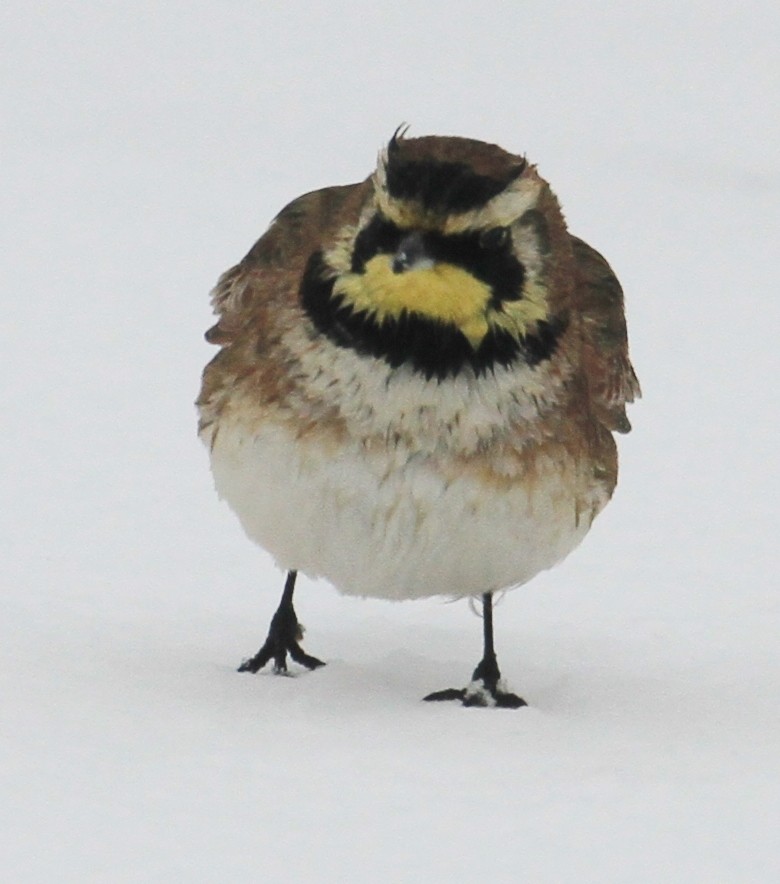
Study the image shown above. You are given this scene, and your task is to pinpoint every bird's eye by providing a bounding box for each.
[351,214,403,272]
[479,227,511,250]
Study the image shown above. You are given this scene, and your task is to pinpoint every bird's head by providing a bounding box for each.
[301,131,572,379]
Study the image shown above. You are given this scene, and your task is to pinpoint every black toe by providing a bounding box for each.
[238,632,325,675]
[423,688,467,702]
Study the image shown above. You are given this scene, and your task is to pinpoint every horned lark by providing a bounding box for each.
[197,131,640,708]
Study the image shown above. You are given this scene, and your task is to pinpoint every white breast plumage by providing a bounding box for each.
[206,342,601,601]
[209,419,596,600]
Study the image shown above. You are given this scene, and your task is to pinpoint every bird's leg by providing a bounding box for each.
[237,570,325,675]
[463,592,526,708]
[424,592,526,708]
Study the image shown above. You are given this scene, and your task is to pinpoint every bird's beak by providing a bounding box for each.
[392,232,435,274]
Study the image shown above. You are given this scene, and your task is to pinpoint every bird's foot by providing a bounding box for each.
[238,612,325,675]
[423,656,526,708]
[463,678,526,708]
[423,681,526,708]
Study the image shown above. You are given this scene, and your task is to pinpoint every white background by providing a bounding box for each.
[2,2,779,881]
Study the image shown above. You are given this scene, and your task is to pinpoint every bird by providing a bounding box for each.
[196,129,640,708]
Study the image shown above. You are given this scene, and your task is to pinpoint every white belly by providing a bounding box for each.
[207,418,594,601]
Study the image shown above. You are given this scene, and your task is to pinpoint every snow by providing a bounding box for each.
[2,1,779,880]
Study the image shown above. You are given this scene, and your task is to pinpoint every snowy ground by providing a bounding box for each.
[3,2,779,881]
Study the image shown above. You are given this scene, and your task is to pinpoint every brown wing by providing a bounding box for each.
[204,180,371,347]
[570,235,641,433]
[197,180,371,437]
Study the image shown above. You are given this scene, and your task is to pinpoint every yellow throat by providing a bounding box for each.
[334,255,491,345]
[333,253,549,346]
